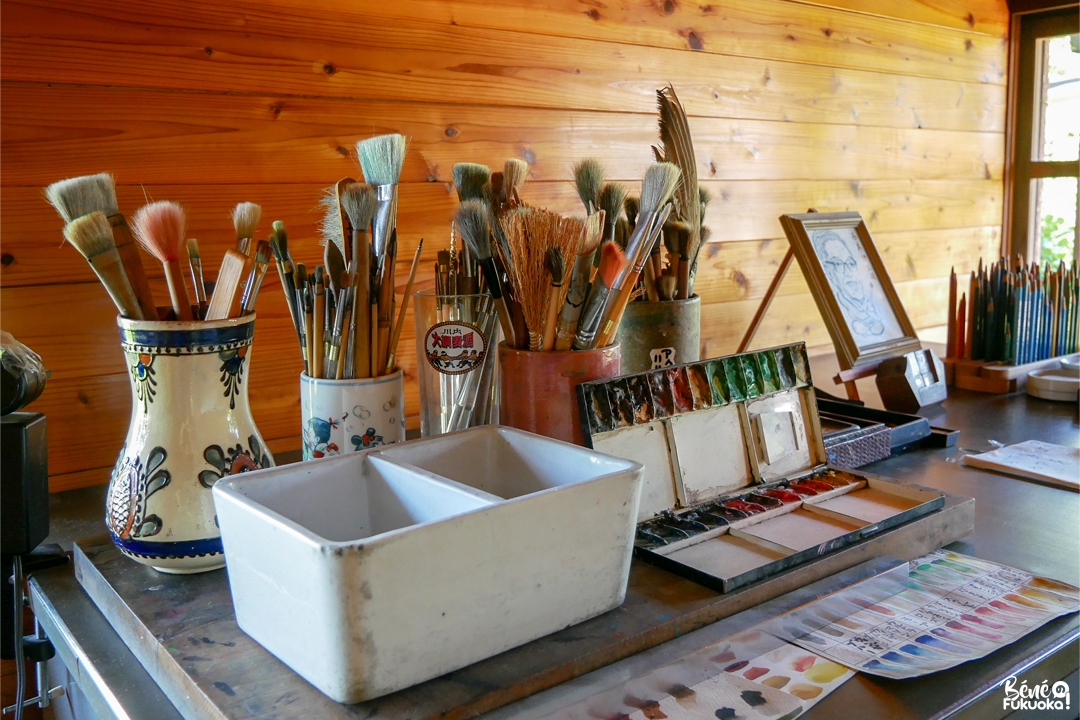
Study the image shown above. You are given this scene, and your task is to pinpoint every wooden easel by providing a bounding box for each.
[736,244,883,402]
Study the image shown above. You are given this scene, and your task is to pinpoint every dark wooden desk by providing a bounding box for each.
[27,382,1080,720]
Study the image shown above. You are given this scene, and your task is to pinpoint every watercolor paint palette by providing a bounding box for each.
[577,342,945,592]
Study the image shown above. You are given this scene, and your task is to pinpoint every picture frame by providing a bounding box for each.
[780,211,920,370]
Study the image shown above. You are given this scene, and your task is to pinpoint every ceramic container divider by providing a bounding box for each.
[212,426,643,703]
[300,370,406,459]
[106,313,274,574]
[615,295,701,373]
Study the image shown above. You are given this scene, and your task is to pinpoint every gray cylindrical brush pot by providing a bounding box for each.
[615,295,701,373]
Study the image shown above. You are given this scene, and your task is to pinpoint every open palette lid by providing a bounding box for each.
[577,343,830,523]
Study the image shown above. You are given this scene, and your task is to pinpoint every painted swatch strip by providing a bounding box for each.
[785,550,1080,680]
[723,637,855,712]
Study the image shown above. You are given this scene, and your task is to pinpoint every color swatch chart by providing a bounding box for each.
[787,550,1080,679]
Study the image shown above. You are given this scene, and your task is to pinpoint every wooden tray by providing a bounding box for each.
[71,490,974,719]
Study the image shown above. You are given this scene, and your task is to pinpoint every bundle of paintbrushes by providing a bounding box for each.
[451,159,681,353]
[46,174,275,322]
[569,86,711,306]
[272,133,423,380]
[946,257,1079,366]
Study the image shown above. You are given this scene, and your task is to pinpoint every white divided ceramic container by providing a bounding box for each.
[212,426,643,703]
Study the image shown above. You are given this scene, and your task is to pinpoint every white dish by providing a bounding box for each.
[1027,367,1080,402]
[213,426,642,703]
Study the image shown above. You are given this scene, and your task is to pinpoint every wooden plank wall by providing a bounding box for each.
[0,0,1009,492]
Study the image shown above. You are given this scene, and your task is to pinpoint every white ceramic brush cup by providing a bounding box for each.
[300,371,406,459]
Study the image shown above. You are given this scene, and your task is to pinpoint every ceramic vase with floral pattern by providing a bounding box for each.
[106,313,274,574]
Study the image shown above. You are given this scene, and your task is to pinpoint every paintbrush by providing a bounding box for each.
[186,238,207,317]
[385,238,424,375]
[131,201,193,320]
[295,263,312,371]
[376,231,398,371]
[241,240,271,314]
[453,163,492,202]
[573,159,604,215]
[311,266,325,378]
[573,242,628,350]
[947,267,957,358]
[340,182,377,378]
[597,203,674,348]
[504,158,529,206]
[599,184,626,246]
[45,173,157,319]
[232,202,261,256]
[357,134,406,295]
[541,248,565,351]
[205,250,248,321]
[456,200,516,347]
[270,222,304,356]
[63,211,144,319]
[501,208,583,351]
[608,163,681,310]
[554,211,604,351]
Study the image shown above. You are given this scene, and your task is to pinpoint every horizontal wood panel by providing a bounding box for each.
[0,179,1003,287]
[248,0,1010,73]
[0,83,1004,190]
[0,0,1005,123]
[793,0,1008,35]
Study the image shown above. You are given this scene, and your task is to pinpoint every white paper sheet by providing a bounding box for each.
[961,440,1080,489]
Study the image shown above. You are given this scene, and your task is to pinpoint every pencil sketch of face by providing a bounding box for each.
[812,228,904,347]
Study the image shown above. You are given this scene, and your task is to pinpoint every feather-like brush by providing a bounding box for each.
[655,86,699,298]
[232,202,261,255]
[456,200,515,346]
[555,211,604,351]
[339,182,377,377]
[45,173,156,318]
[131,201,193,320]
[541,248,565,351]
[572,159,604,215]
[63,211,143,319]
[573,242,628,350]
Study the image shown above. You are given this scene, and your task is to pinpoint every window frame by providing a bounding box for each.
[1003,5,1080,263]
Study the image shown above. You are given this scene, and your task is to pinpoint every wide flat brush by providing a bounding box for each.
[64,211,144,319]
[504,158,529,206]
[357,134,406,296]
[232,202,261,255]
[453,163,491,203]
[205,250,248,321]
[573,242,627,350]
[45,173,157,318]
[131,201,193,320]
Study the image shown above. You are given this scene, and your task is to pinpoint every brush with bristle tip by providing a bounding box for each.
[45,172,157,318]
[232,202,262,256]
[131,201,193,320]
[324,234,345,300]
[357,134,406,285]
[597,202,673,348]
[573,242,627,350]
[599,184,626,245]
[504,158,529,205]
[614,163,680,294]
[555,211,604,350]
[658,273,678,302]
[241,240,272,314]
[340,182,377,378]
[64,211,144,319]
[376,230,398,371]
[572,159,605,215]
[318,187,345,257]
[541,248,565,351]
[656,86,700,298]
[624,196,639,231]
[311,266,326,378]
[292,263,310,368]
[333,178,359,268]
[270,221,305,354]
[453,163,491,203]
[456,199,515,347]
[185,238,207,316]
[385,238,424,375]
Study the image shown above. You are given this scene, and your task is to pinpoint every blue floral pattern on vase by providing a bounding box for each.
[128,352,157,411]
[199,434,269,488]
[218,346,248,410]
[108,446,170,540]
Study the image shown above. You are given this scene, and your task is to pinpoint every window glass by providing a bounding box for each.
[1035,176,1078,265]
[1040,35,1080,162]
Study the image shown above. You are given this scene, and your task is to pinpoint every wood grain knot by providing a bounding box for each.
[0,253,14,266]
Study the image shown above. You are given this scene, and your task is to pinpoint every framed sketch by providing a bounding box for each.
[780,211,920,370]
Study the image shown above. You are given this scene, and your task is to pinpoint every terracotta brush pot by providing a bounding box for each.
[106,312,274,574]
